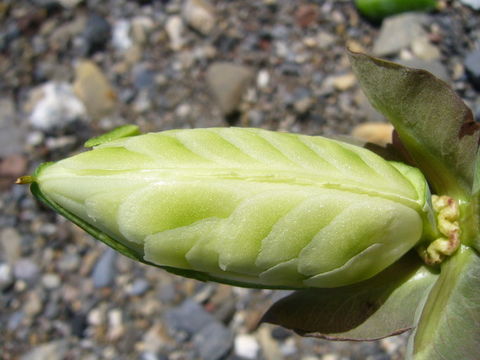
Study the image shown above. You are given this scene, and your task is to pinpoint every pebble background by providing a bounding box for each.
[1,0,480,359]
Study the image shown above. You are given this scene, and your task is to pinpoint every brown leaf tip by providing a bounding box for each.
[458,111,479,139]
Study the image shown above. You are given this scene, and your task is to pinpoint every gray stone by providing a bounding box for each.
[373,13,427,56]
[292,87,314,114]
[271,326,292,341]
[91,247,117,288]
[248,110,264,127]
[465,50,480,89]
[0,227,21,264]
[132,63,157,90]
[83,13,111,55]
[7,311,25,331]
[13,258,40,281]
[57,253,81,272]
[42,273,61,289]
[193,322,233,360]
[0,97,23,156]
[127,278,150,296]
[164,299,216,337]
[206,62,254,115]
[397,58,449,83]
[20,340,68,360]
[157,282,177,302]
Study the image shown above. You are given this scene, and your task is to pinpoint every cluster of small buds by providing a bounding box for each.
[417,195,461,266]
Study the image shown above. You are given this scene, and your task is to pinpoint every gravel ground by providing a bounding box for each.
[1,0,479,359]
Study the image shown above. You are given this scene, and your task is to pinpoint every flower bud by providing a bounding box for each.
[32,127,433,288]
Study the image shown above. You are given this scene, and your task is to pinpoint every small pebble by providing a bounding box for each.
[182,0,216,35]
[332,73,356,91]
[206,62,254,115]
[166,16,185,51]
[91,248,117,288]
[0,227,22,264]
[29,82,87,131]
[165,299,216,337]
[42,273,61,289]
[193,322,233,360]
[0,263,13,291]
[73,60,117,119]
[127,278,150,296]
[465,50,480,89]
[351,122,394,147]
[13,258,40,282]
[23,290,43,316]
[234,334,260,360]
[83,13,111,55]
[280,337,297,357]
[112,19,132,51]
[257,70,270,89]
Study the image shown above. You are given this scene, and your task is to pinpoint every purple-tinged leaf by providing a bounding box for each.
[261,253,437,341]
[349,50,480,200]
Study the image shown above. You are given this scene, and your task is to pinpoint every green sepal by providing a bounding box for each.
[84,125,141,148]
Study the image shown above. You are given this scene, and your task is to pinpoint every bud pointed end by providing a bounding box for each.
[16,175,36,185]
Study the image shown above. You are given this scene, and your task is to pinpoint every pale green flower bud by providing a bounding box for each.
[29,127,435,288]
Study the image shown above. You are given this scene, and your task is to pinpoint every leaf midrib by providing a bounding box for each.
[42,166,423,212]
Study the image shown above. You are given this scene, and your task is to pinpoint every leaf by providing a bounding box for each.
[470,152,480,251]
[409,246,480,359]
[84,124,140,148]
[355,0,437,21]
[349,50,480,200]
[261,253,438,340]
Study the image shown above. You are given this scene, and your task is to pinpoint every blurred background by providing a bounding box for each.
[1,0,479,359]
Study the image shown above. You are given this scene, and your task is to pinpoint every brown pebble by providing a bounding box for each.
[351,123,394,147]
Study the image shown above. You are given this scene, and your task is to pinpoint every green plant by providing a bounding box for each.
[355,0,437,21]
[19,51,480,359]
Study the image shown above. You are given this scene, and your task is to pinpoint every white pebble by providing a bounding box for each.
[42,273,61,289]
[29,82,87,131]
[235,334,260,360]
